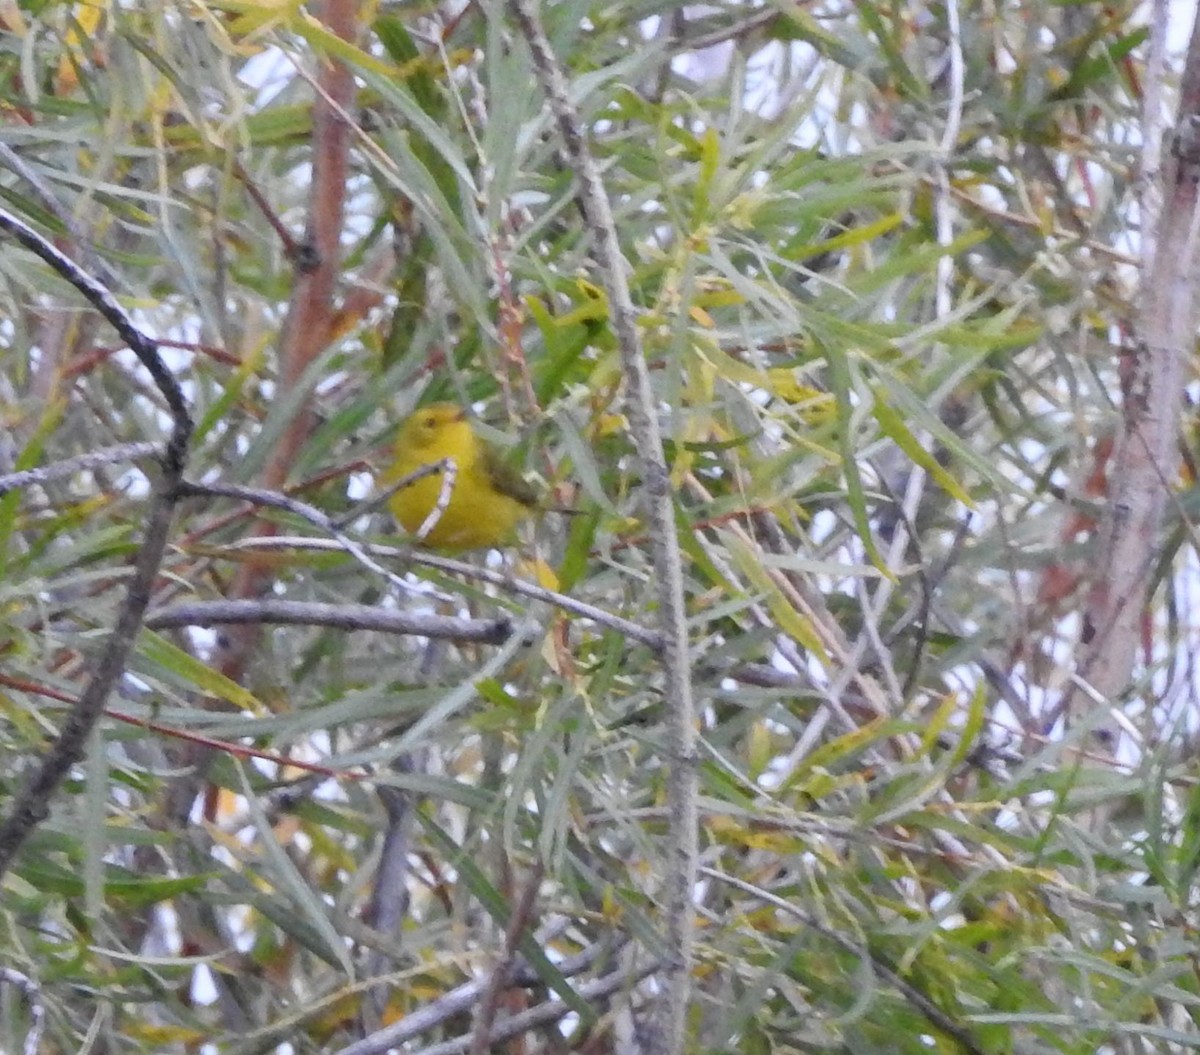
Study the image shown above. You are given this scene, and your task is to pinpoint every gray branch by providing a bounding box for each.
[145,599,516,645]
[0,443,162,495]
[505,3,699,1049]
[334,948,653,1055]
[228,535,666,651]
[0,207,192,875]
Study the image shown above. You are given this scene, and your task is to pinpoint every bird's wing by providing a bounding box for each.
[480,442,540,508]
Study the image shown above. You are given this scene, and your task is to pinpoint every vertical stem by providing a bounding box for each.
[506,2,698,1048]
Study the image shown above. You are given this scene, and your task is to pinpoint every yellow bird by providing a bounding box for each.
[382,403,539,551]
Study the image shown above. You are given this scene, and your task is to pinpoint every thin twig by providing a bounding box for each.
[177,478,453,604]
[232,159,302,260]
[674,10,777,53]
[330,934,629,1055]
[0,209,192,875]
[0,670,366,783]
[145,598,516,645]
[0,443,162,495]
[934,0,964,320]
[396,964,652,1055]
[469,859,545,1055]
[363,753,420,1020]
[332,459,448,526]
[228,535,666,651]
[854,0,962,711]
[943,180,1139,266]
[414,458,457,543]
[505,6,698,1048]
[410,550,663,650]
[0,967,45,1055]
[389,958,656,1055]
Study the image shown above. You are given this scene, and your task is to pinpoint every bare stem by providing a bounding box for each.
[145,598,515,645]
[504,3,698,1049]
[0,210,192,875]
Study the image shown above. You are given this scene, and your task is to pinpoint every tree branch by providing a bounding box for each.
[0,443,162,494]
[1073,7,1200,728]
[505,5,699,1048]
[145,599,515,645]
[198,0,360,832]
[224,533,667,651]
[0,208,192,875]
[334,949,653,1055]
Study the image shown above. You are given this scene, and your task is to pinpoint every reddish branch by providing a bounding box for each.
[185,0,360,821]
[230,0,357,586]
[1073,9,1200,720]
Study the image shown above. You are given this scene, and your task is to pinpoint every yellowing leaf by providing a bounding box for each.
[208,0,305,41]
[124,1024,209,1046]
[0,3,27,36]
[747,719,773,780]
[296,12,402,78]
[601,885,624,923]
[518,557,560,591]
[798,720,885,772]
[728,537,829,664]
[55,0,107,96]
[140,631,265,712]
[305,991,363,1042]
[593,411,626,439]
[871,385,974,506]
[767,369,836,424]
[919,692,958,753]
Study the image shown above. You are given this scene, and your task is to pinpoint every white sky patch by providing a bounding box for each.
[237,46,293,105]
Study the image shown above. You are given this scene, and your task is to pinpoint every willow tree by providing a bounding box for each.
[0,2,1195,1054]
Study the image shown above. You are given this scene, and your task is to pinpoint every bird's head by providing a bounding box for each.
[399,403,468,451]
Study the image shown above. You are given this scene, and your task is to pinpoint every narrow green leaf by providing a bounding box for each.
[871,384,974,506]
[825,344,890,575]
[238,765,354,975]
[138,632,263,712]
